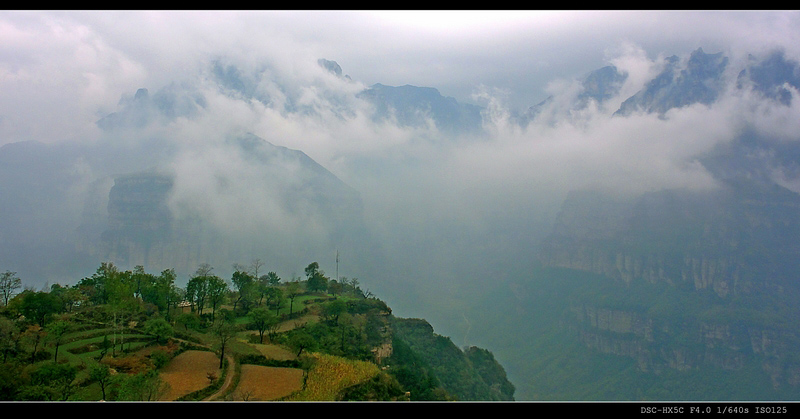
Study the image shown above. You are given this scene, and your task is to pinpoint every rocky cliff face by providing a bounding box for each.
[538,178,800,390]
[540,175,800,296]
[103,173,173,247]
[526,47,800,396]
[571,302,800,388]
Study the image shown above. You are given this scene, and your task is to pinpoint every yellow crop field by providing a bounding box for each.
[233,365,305,401]
[158,350,221,401]
[284,353,380,401]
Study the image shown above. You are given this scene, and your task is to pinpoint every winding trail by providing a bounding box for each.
[199,315,313,401]
[202,352,236,401]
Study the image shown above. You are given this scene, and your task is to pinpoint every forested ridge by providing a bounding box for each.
[0,260,514,401]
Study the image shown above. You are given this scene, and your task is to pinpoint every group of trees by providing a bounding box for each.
[0,257,371,401]
[76,263,182,320]
[182,260,288,322]
[1,258,365,329]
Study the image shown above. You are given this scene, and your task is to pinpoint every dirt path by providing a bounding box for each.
[167,336,237,401]
[199,314,318,401]
[203,352,237,401]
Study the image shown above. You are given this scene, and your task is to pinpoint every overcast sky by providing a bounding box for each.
[2,10,799,148]
[3,10,800,242]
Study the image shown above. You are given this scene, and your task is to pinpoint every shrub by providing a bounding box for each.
[149,349,171,369]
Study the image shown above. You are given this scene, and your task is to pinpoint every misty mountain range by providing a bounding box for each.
[3,45,800,399]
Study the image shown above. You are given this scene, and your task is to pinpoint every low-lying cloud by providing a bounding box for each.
[3,12,800,322]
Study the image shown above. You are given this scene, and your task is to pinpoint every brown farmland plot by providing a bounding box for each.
[159,350,221,400]
[233,365,305,401]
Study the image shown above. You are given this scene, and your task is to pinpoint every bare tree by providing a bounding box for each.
[0,271,21,306]
[250,258,264,278]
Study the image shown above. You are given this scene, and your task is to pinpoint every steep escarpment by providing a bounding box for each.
[101,172,174,264]
[540,177,800,297]
[537,177,800,394]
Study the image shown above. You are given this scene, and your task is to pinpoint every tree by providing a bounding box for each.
[305,262,328,293]
[143,317,174,344]
[213,317,240,369]
[338,312,357,353]
[288,331,317,357]
[97,334,112,361]
[339,277,365,298]
[49,284,85,313]
[249,258,264,279]
[328,279,343,297]
[256,275,268,305]
[140,268,177,318]
[304,262,320,278]
[273,292,287,316]
[107,302,138,357]
[264,286,284,314]
[307,272,328,293]
[0,362,24,400]
[248,307,278,344]
[266,271,281,287]
[0,317,20,362]
[18,290,62,327]
[22,324,45,363]
[206,275,229,320]
[186,274,209,314]
[195,263,214,277]
[167,284,185,320]
[231,270,256,313]
[27,361,77,401]
[45,320,71,363]
[130,265,151,299]
[77,262,121,305]
[89,364,112,400]
[266,315,282,342]
[286,281,302,315]
[176,312,201,331]
[322,299,348,325]
[115,370,170,401]
[186,263,215,315]
[0,271,22,306]
[256,271,280,305]
[103,265,138,312]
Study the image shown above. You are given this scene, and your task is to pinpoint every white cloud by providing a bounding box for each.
[3,10,800,288]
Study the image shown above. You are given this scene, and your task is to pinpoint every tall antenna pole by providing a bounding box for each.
[336,249,339,282]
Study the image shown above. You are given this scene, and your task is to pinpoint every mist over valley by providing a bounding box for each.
[3,11,800,400]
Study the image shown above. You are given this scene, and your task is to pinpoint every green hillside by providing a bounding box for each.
[0,261,514,401]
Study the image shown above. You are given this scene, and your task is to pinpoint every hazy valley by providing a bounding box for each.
[3,13,800,400]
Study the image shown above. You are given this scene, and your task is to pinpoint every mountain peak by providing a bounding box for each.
[134,88,149,101]
[318,58,342,77]
[614,48,729,116]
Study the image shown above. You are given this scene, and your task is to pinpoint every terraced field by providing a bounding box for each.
[250,342,296,361]
[6,288,395,401]
[284,353,380,401]
[233,365,305,400]
[159,350,221,401]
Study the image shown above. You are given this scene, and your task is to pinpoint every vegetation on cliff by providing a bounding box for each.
[0,261,514,401]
